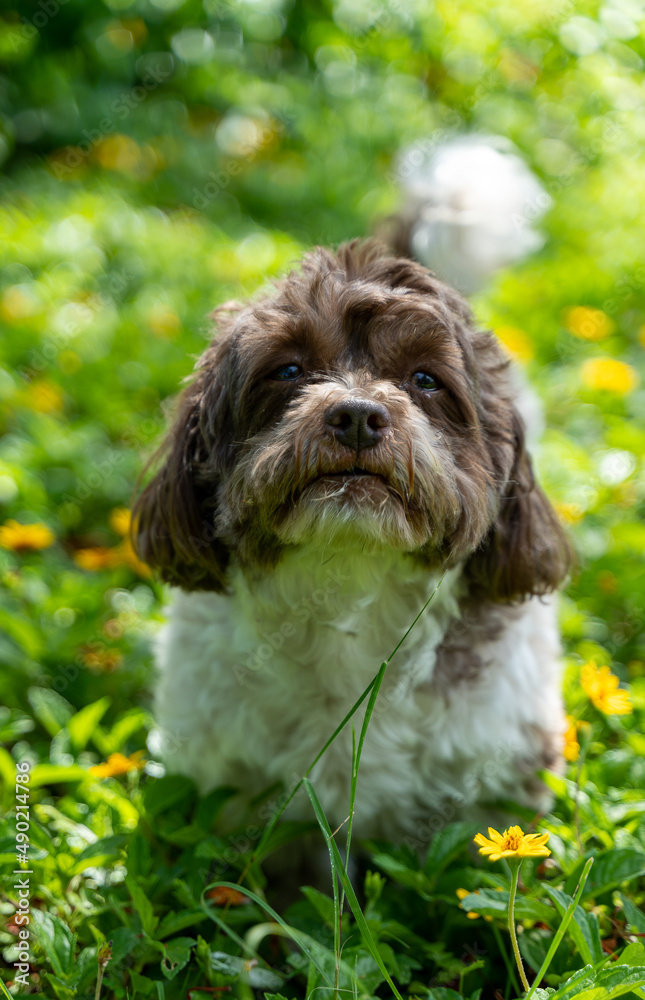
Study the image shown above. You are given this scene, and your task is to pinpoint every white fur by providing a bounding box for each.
[154,545,564,844]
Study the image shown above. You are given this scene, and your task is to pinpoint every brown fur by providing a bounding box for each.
[133,240,571,601]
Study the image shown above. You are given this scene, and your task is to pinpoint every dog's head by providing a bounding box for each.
[133,241,570,600]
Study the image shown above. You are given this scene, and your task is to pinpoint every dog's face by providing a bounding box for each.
[134,242,570,600]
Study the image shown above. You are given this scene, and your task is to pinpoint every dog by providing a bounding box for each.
[133,240,571,845]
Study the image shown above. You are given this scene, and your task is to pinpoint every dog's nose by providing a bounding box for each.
[324,398,390,451]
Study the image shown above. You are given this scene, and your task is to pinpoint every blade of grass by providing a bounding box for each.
[200,881,335,989]
[304,777,404,1000]
[244,573,446,878]
[524,857,594,1000]
[338,661,389,957]
[345,659,388,863]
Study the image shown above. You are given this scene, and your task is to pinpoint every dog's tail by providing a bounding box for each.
[382,134,550,295]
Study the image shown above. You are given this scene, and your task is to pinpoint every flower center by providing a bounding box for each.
[501,829,522,851]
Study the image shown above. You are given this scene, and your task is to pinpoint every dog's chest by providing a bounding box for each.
[156,553,561,839]
[159,554,457,762]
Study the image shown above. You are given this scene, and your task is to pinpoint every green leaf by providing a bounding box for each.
[618,893,645,933]
[423,822,480,882]
[572,965,645,1000]
[543,885,603,965]
[0,607,43,659]
[0,746,16,812]
[129,970,156,997]
[43,973,76,999]
[549,966,596,1000]
[127,830,152,877]
[580,850,645,897]
[127,875,159,937]
[141,774,196,817]
[300,886,336,927]
[108,927,139,965]
[67,696,111,753]
[195,785,239,831]
[27,687,73,737]
[369,851,429,892]
[73,833,127,870]
[30,909,77,981]
[616,942,645,968]
[160,936,195,980]
[28,763,89,787]
[157,909,207,938]
[459,888,554,924]
[100,708,150,754]
[73,945,100,991]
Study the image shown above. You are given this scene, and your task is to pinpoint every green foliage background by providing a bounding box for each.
[1,0,645,997]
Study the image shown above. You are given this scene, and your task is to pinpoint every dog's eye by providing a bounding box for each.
[269,364,304,381]
[410,372,440,392]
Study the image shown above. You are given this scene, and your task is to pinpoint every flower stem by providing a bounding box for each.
[507,860,529,994]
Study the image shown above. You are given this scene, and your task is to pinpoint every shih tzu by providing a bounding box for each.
[134,240,570,846]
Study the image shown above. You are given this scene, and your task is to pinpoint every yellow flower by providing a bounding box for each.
[474,825,550,862]
[563,715,580,762]
[581,358,638,395]
[73,537,150,576]
[90,751,146,778]
[580,662,632,716]
[74,546,122,571]
[565,306,614,341]
[109,507,131,536]
[495,326,535,362]
[0,520,55,552]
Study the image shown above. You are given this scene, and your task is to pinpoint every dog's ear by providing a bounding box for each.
[464,410,572,602]
[132,315,237,592]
